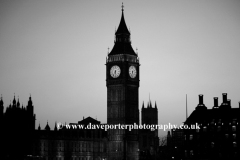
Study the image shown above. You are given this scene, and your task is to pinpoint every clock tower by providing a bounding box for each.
[106,4,139,160]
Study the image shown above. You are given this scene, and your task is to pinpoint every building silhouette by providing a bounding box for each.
[106,4,140,160]
[33,117,108,160]
[139,101,159,159]
[167,128,184,159]
[1,95,36,160]
[184,93,240,160]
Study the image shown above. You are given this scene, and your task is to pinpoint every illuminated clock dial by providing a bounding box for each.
[129,66,137,78]
[110,65,121,78]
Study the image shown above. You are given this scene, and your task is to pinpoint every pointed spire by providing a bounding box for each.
[38,123,41,130]
[109,4,136,56]
[115,3,130,35]
[0,94,3,106]
[28,94,32,106]
[155,101,157,108]
[45,121,50,130]
[148,93,152,108]
[54,122,58,131]
[13,93,16,106]
[17,96,20,107]
[142,101,144,108]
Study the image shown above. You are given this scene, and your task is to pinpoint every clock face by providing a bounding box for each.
[129,66,137,78]
[110,65,121,78]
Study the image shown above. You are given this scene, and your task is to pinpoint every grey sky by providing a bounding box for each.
[0,0,240,136]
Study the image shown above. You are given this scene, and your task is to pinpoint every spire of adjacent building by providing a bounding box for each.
[38,123,41,130]
[17,96,20,107]
[28,95,32,106]
[0,94,3,106]
[13,94,16,106]
[45,121,50,130]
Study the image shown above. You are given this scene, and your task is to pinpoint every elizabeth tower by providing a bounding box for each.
[106,5,139,160]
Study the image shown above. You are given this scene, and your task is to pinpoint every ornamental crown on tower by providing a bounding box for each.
[108,3,137,57]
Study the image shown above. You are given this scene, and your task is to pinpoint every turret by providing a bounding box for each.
[45,121,50,131]
[27,95,34,114]
[17,97,20,108]
[12,95,16,107]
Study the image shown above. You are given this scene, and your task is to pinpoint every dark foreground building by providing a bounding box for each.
[33,117,108,160]
[184,93,240,160]
[139,101,159,160]
[1,95,36,160]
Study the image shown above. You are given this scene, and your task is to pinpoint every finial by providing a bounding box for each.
[121,2,124,12]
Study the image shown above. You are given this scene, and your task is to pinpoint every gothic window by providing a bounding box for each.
[233,134,236,139]
[190,135,193,140]
[233,142,237,147]
[232,126,236,132]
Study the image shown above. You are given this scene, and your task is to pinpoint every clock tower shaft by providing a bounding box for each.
[106,5,140,160]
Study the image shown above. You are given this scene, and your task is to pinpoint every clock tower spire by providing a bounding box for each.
[106,4,139,160]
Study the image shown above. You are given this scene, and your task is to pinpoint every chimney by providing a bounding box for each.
[199,94,204,104]
[222,93,227,103]
[227,99,231,107]
[214,97,218,107]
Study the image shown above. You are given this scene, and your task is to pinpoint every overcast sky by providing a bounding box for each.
[1,0,240,136]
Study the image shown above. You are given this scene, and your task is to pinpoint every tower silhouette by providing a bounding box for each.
[106,4,140,160]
